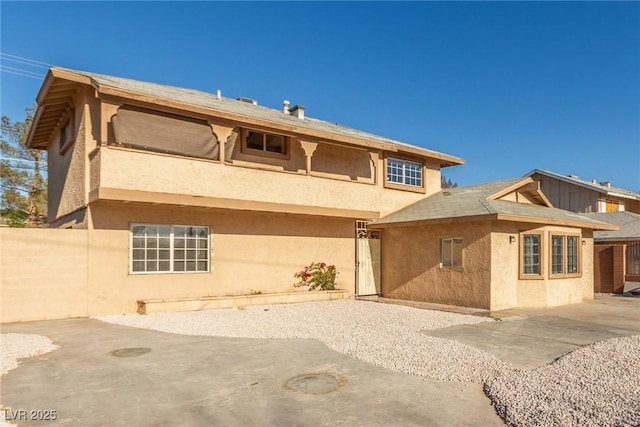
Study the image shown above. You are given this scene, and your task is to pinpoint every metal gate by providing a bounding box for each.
[356,221,380,296]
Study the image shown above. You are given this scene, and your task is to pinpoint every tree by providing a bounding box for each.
[0,106,47,227]
[441,175,458,189]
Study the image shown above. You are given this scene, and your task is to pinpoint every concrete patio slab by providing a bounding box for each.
[1,319,503,427]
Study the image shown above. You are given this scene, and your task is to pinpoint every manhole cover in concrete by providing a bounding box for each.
[284,373,341,394]
[110,348,151,358]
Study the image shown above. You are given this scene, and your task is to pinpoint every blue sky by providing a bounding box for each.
[2,2,639,191]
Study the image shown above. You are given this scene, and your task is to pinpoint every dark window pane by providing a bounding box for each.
[247,131,263,150]
[186,261,196,271]
[146,260,158,272]
[174,261,185,272]
[159,261,171,271]
[132,261,145,272]
[197,261,207,271]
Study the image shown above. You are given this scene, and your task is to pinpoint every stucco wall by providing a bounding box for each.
[379,221,492,309]
[95,147,430,218]
[86,202,356,315]
[47,95,89,223]
[1,229,88,322]
[510,225,593,308]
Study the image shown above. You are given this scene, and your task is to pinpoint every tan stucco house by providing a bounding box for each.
[368,178,616,310]
[3,67,464,320]
[1,68,620,322]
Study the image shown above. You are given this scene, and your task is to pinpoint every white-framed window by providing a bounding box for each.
[386,157,423,187]
[130,224,210,274]
[549,233,581,278]
[242,129,288,157]
[440,238,463,268]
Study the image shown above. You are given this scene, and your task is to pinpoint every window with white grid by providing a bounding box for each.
[386,157,422,187]
[131,224,210,274]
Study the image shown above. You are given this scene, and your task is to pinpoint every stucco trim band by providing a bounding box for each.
[89,187,379,219]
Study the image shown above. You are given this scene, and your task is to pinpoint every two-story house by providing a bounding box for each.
[8,68,616,321]
[526,169,640,293]
[23,67,463,315]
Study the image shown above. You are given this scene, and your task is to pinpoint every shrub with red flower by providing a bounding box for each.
[293,262,338,291]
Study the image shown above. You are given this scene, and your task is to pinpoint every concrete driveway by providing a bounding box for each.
[1,319,502,427]
[424,294,640,370]
[2,295,638,426]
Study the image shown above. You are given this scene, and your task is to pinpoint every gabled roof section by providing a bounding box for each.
[582,212,640,242]
[526,169,640,202]
[27,67,464,166]
[369,177,618,230]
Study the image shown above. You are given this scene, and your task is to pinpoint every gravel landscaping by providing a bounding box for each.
[0,334,58,426]
[484,334,640,427]
[99,299,509,383]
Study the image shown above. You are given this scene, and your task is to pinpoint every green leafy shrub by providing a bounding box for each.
[293,262,338,291]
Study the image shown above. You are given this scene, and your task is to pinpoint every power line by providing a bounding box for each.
[0,65,43,78]
[0,66,44,80]
[0,156,48,165]
[0,52,53,68]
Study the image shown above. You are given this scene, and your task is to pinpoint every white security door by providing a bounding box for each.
[356,221,381,296]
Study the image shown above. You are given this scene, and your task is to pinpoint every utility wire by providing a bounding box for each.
[0,52,53,68]
[0,157,48,165]
[0,66,44,80]
[0,65,43,78]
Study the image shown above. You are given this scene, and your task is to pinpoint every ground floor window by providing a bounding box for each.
[550,233,581,278]
[440,238,463,268]
[131,224,209,274]
[521,233,542,278]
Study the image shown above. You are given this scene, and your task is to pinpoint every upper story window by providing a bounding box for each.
[242,129,288,158]
[386,157,423,187]
[59,110,75,154]
[605,199,621,212]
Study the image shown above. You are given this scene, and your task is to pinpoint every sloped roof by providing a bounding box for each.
[369,177,617,230]
[27,67,464,166]
[526,169,640,201]
[582,212,640,242]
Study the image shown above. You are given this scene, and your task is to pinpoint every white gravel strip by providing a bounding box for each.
[98,299,511,383]
[1,334,58,426]
[484,335,640,427]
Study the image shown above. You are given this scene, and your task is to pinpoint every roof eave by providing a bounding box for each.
[495,213,620,231]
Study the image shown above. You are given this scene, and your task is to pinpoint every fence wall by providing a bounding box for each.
[1,229,89,323]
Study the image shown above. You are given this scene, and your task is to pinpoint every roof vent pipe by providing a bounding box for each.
[600,181,612,188]
[289,104,306,119]
[217,89,221,100]
[283,100,290,114]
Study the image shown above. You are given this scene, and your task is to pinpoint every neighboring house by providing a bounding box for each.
[582,212,640,293]
[368,177,616,310]
[526,169,640,214]
[526,169,640,294]
[16,67,464,317]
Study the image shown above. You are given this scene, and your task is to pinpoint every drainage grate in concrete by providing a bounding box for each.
[110,348,151,358]
[284,372,342,394]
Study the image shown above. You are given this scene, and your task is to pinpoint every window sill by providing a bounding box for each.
[383,181,426,194]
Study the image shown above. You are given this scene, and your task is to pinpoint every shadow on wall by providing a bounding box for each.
[89,202,356,238]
